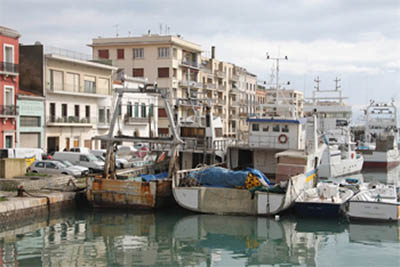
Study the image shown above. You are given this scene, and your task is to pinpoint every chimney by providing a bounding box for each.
[211,46,215,59]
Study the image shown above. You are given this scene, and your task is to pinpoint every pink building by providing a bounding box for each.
[0,26,20,148]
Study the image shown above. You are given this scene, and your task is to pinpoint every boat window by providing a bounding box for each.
[262,126,269,132]
[252,124,259,131]
[272,124,280,132]
[282,125,289,133]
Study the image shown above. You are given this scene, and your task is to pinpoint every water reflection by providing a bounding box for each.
[0,211,351,267]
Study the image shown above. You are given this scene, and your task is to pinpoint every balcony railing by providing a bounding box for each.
[124,116,149,124]
[0,62,18,75]
[179,80,203,88]
[0,105,18,116]
[230,74,239,81]
[215,70,225,78]
[180,60,199,68]
[47,116,95,125]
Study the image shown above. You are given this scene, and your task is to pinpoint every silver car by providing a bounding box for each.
[54,159,89,176]
[27,160,81,177]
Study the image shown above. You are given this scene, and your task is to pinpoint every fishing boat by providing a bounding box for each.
[346,182,400,221]
[173,56,327,216]
[304,77,363,177]
[294,181,354,217]
[86,74,183,209]
[357,101,400,169]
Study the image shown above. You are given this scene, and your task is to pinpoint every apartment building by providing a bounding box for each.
[0,26,20,148]
[113,75,158,139]
[199,47,257,138]
[90,34,202,136]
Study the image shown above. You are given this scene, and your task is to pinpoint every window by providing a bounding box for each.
[84,76,96,93]
[80,155,89,162]
[20,116,41,127]
[4,86,13,106]
[173,48,177,58]
[62,104,68,118]
[65,72,80,92]
[85,105,90,120]
[50,70,63,90]
[134,103,139,118]
[273,125,280,132]
[132,68,144,77]
[215,128,222,137]
[133,48,144,59]
[252,124,259,131]
[127,102,132,117]
[74,105,80,118]
[98,49,109,59]
[45,162,57,169]
[5,135,13,148]
[282,125,289,133]
[149,104,154,117]
[158,67,169,78]
[4,45,14,63]
[35,162,45,168]
[173,68,177,78]
[98,108,105,123]
[141,103,146,118]
[158,47,169,58]
[117,49,124,59]
[262,126,269,132]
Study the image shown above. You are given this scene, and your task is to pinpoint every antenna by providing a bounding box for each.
[113,24,119,37]
[159,23,162,34]
[314,76,321,91]
[334,77,341,91]
[266,52,288,90]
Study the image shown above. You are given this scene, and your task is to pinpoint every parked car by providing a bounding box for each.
[27,160,81,177]
[53,159,89,176]
[53,152,104,173]
[92,150,129,169]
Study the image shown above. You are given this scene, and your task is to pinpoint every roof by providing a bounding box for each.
[247,118,306,124]
[0,26,20,38]
[46,54,118,71]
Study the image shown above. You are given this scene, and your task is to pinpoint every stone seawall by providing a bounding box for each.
[0,192,77,225]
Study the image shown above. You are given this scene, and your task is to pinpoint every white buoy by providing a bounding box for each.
[275,215,280,221]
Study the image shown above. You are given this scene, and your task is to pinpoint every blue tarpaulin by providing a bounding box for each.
[187,167,271,188]
[140,172,168,182]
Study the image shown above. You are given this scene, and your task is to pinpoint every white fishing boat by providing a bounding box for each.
[304,77,363,177]
[294,181,354,217]
[173,55,327,216]
[357,101,400,169]
[347,182,400,221]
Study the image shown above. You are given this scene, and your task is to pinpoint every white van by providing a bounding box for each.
[0,148,43,166]
[53,152,104,173]
[69,147,91,153]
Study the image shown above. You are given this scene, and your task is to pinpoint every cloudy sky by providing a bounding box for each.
[1,0,399,106]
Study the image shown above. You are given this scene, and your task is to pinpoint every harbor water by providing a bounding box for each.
[1,168,399,267]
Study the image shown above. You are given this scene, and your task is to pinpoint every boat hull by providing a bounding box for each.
[86,177,173,209]
[361,150,400,169]
[294,202,343,218]
[347,201,400,221]
[318,157,364,178]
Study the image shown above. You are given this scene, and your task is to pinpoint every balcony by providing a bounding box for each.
[215,70,225,78]
[180,60,199,69]
[230,74,239,81]
[203,83,216,90]
[124,115,150,125]
[0,105,18,117]
[47,82,109,98]
[47,116,94,127]
[239,112,248,118]
[0,62,18,76]
[179,80,203,89]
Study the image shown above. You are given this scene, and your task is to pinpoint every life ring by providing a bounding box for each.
[278,134,288,144]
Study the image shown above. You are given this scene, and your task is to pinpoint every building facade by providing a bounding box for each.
[43,47,116,153]
[113,76,158,140]
[0,26,20,148]
[90,34,202,136]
